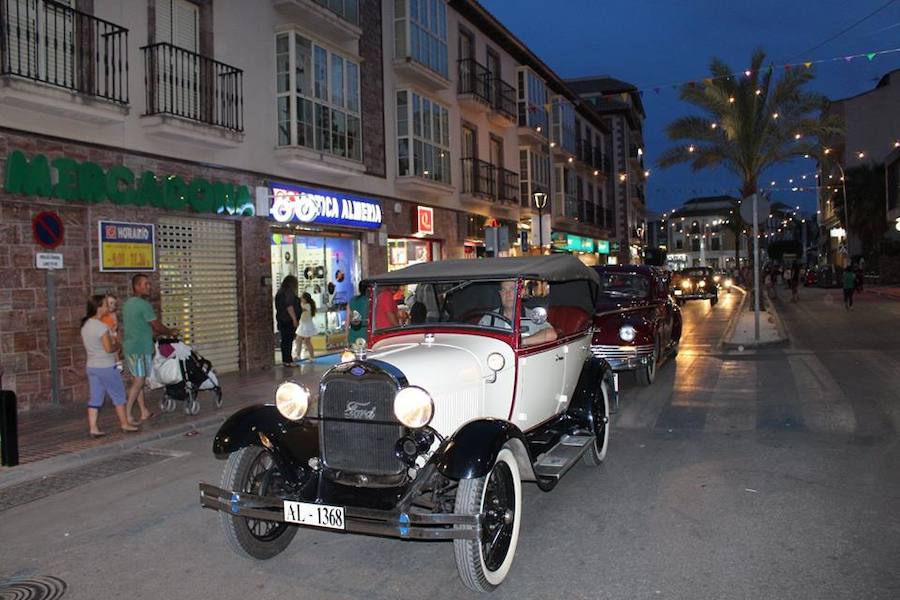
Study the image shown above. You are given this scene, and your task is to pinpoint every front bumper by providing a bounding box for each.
[673,290,716,300]
[591,344,653,371]
[199,483,479,540]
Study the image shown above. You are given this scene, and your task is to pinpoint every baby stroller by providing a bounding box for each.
[149,337,223,415]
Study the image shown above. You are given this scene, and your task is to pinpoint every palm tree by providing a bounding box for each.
[658,49,843,266]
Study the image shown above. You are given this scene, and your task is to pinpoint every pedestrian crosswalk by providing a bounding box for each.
[613,348,899,436]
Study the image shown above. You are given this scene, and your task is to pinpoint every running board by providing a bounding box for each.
[532,434,595,479]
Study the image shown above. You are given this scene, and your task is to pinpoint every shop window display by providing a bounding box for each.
[388,238,442,271]
[271,233,360,359]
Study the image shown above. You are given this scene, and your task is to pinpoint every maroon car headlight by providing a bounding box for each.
[618,325,637,342]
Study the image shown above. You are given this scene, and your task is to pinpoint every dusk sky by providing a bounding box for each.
[481,0,900,217]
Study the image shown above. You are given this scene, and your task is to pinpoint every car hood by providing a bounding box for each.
[595,297,647,313]
[369,333,515,436]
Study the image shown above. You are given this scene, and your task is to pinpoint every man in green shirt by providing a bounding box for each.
[123,274,177,425]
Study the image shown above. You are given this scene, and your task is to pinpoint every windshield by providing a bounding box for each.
[597,273,650,299]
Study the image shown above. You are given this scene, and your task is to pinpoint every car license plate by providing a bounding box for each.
[283,500,345,530]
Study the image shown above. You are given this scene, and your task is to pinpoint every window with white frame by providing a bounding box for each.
[397,89,451,184]
[517,68,548,133]
[275,32,361,161]
[551,97,576,155]
[519,147,550,207]
[394,0,448,78]
[554,166,576,217]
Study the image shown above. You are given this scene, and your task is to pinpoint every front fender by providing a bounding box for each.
[566,357,614,424]
[212,404,319,484]
[432,419,531,480]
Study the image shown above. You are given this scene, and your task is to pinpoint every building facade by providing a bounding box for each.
[662,196,740,271]
[818,69,900,263]
[566,76,647,264]
[0,0,614,409]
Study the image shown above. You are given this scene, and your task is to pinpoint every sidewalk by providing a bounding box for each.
[723,287,789,349]
[0,355,339,478]
[867,285,900,301]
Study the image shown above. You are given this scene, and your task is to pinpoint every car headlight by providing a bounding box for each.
[275,381,310,421]
[714,275,721,282]
[725,278,733,287]
[619,325,636,342]
[699,280,706,287]
[681,280,690,289]
[393,386,434,428]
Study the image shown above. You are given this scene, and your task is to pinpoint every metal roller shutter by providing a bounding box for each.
[158,217,240,374]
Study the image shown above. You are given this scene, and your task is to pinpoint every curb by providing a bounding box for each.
[0,413,229,491]
[721,287,790,350]
[719,286,747,349]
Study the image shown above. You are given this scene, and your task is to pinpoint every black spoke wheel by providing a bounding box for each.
[219,446,298,559]
[454,446,522,592]
[583,378,611,465]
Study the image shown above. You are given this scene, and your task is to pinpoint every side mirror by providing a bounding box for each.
[530,306,548,325]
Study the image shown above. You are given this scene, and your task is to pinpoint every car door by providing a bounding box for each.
[515,343,565,430]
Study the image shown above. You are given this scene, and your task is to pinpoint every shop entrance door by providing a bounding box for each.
[271,232,361,360]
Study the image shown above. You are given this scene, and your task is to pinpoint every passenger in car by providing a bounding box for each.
[480,281,558,346]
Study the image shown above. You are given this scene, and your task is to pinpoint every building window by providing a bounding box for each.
[394,0,448,78]
[275,33,361,161]
[711,237,721,251]
[551,97,576,155]
[691,238,700,252]
[517,68,548,133]
[675,221,683,232]
[554,166,576,218]
[397,89,450,184]
[312,0,359,24]
[676,239,683,250]
[690,221,700,234]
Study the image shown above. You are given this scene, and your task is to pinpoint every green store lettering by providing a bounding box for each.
[3,151,254,216]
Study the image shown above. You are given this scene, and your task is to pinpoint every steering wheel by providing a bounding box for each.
[478,310,514,329]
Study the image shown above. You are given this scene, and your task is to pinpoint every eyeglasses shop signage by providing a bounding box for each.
[3,151,254,216]
[269,183,382,229]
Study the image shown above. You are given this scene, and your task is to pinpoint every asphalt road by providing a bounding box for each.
[2,288,899,599]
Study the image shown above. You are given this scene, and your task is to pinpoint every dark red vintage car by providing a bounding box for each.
[590,265,682,386]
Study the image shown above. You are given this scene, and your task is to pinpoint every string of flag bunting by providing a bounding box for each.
[597,46,900,97]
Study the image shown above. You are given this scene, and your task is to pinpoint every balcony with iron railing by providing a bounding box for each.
[0,0,129,116]
[142,42,243,133]
[457,58,491,108]
[487,77,516,125]
[461,158,519,204]
[497,166,518,203]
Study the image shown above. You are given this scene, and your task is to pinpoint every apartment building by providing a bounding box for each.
[663,196,740,270]
[818,68,900,263]
[566,76,646,264]
[0,0,613,408]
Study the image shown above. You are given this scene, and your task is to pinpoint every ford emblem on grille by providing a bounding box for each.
[345,400,377,420]
[351,366,365,376]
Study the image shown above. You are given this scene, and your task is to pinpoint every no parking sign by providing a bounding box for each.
[32,211,64,249]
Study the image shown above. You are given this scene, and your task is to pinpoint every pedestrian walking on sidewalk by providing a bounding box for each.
[345,281,370,347]
[123,274,177,425]
[275,275,301,366]
[81,295,139,438]
[789,262,800,303]
[295,292,318,361]
[842,267,856,309]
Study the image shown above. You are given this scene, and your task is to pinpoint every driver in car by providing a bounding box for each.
[479,280,558,347]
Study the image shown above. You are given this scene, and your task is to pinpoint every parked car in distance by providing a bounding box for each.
[590,265,682,386]
[199,255,616,593]
[673,266,718,305]
[803,267,818,287]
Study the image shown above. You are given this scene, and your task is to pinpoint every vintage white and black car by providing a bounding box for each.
[673,266,719,305]
[198,255,615,592]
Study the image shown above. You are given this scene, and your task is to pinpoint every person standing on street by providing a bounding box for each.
[789,262,800,303]
[842,266,856,310]
[296,292,318,361]
[275,275,301,366]
[123,274,177,425]
[345,281,370,347]
[81,295,139,437]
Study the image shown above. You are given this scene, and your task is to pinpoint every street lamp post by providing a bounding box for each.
[533,191,548,254]
[835,162,850,266]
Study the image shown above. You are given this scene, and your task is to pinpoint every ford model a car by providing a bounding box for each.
[590,265,682,386]
[673,266,718,306]
[199,255,615,592]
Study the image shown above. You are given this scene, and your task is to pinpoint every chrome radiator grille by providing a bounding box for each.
[591,344,654,360]
[320,377,405,475]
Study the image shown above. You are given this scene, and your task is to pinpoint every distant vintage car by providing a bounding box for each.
[590,265,682,386]
[673,266,718,305]
[199,255,616,593]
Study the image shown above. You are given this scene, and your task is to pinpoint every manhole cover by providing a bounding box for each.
[0,575,67,599]
[0,450,174,513]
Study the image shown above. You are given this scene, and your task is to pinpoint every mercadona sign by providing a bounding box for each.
[3,150,254,216]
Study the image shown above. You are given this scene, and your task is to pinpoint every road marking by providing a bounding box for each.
[706,359,758,432]
[787,354,856,434]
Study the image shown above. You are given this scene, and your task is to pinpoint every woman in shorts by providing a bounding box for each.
[81,295,139,438]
